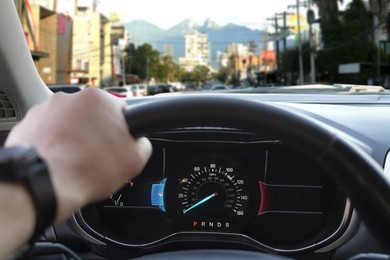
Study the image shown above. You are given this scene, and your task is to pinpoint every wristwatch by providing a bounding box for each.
[0,145,57,243]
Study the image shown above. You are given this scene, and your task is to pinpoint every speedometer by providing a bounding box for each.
[168,159,252,232]
[177,163,248,217]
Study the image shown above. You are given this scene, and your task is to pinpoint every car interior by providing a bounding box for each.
[2,0,390,259]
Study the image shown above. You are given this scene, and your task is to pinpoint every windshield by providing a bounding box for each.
[21,0,390,94]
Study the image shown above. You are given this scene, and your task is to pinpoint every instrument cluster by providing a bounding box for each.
[78,135,350,251]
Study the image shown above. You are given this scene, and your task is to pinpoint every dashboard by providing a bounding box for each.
[48,95,390,259]
[73,129,351,258]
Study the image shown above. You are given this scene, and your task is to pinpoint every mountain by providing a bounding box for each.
[124,19,163,34]
[202,18,221,30]
[124,19,164,44]
[125,18,265,68]
[166,17,200,36]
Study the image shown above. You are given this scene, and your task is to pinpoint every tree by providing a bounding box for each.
[123,44,186,83]
[313,0,343,24]
[227,54,240,86]
[181,71,194,83]
[214,66,229,83]
[123,43,136,74]
[279,42,311,84]
[310,0,383,83]
[192,65,210,86]
[157,55,175,82]
[313,0,344,47]
[136,44,160,80]
[123,43,160,80]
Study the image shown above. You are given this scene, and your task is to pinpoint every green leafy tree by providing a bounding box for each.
[123,43,136,75]
[124,44,186,83]
[279,42,314,84]
[174,66,187,82]
[313,0,343,47]
[316,0,379,83]
[193,65,210,84]
[227,55,240,86]
[214,66,230,83]
[157,55,175,82]
[280,42,311,76]
[124,43,160,80]
[313,0,343,24]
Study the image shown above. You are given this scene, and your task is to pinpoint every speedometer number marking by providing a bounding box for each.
[177,162,249,220]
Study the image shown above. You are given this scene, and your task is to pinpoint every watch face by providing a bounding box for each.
[0,145,37,165]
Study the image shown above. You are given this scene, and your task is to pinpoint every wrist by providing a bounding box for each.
[0,183,35,257]
[0,145,57,243]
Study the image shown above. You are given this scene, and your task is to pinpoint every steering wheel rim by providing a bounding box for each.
[124,95,390,251]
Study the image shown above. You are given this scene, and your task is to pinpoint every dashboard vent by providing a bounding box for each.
[0,90,17,120]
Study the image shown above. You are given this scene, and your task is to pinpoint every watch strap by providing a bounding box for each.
[23,157,57,243]
[0,146,57,243]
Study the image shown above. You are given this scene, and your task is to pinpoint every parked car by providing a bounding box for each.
[103,86,135,98]
[211,85,230,90]
[129,84,147,97]
[202,81,226,91]
[47,84,87,94]
[148,84,175,95]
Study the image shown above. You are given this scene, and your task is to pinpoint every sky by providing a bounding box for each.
[96,0,353,30]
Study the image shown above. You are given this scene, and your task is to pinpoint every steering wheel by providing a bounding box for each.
[124,95,390,254]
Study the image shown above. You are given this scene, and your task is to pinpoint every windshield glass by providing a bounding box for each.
[21,0,390,94]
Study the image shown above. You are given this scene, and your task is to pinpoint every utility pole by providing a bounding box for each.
[289,0,316,84]
[121,53,126,86]
[296,0,304,84]
[146,57,150,83]
[88,20,92,86]
[267,12,294,84]
[307,0,316,83]
[266,16,280,81]
[289,1,305,84]
[276,11,294,85]
[263,26,268,85]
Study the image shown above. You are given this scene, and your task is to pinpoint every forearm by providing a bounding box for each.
[0,183,35,258]
[1,88,152,257]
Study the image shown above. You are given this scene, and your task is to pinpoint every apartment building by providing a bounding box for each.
[16,0,115,86]
[70,0,112,86]
[179,30,210,72]
[15,1,73,84]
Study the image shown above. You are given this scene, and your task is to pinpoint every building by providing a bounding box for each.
[217,51,229,68]
[70,0,112,86]
[164,44,174,58]
[15,1,73,84]
[369,0,390,51]
[223,43,276,82]
[15,0,115,86]
[367,0,390,87]
[29,0,76,16]
[227,43,249,57]
[179,31,210,72]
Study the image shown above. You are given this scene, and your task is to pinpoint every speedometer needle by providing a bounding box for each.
[183,192,218,214]
[114,194,122,206]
